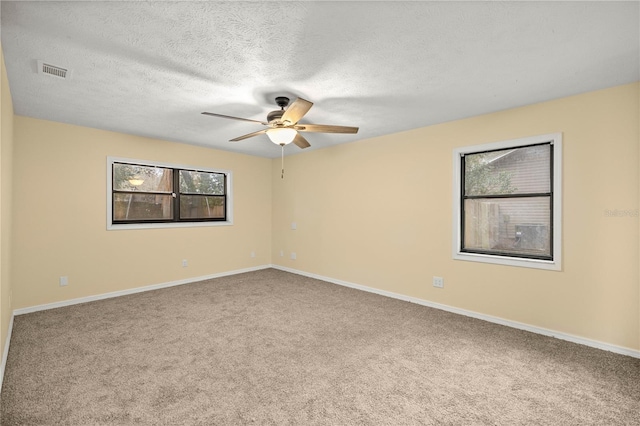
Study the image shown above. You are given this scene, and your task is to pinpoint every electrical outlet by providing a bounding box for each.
[250,251,256,258]
[433,276,444,288]
[59,276,69,287]
[182,259,188,267]
[291,222,297,230]
[279,250,284,257]
[290,252,297,260]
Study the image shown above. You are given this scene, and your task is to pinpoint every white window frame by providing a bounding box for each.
[452,133,562,271]
[107,156,233,230]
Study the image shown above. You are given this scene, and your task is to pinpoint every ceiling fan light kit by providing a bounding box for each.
[266,128,297,145]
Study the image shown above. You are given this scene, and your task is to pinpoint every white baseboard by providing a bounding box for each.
[272,264,640,359]
[13,265,271,316]
[1,312,14,391]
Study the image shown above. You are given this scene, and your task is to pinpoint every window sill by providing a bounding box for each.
[453,251,561,271]
[107,220,233,231]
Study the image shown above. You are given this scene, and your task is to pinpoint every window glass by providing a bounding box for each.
[464,145,550,196]
[113,193,173,221]
[463,197,551,257]
[113,164,172,193]
[180,196,225,219]
[179,170,225,195]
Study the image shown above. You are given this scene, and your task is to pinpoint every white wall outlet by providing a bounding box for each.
[279,250,284,257]
[250,251,256,258]
[433,276,444,288]
[182,259,188,267]
[291,222,297,230]
[59,276,69,287]
[290,252,297,260]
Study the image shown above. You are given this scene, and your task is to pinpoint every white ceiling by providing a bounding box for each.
[1,1,638,158]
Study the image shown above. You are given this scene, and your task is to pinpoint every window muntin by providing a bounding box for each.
[453,134,561,270]
[108,158,232,229]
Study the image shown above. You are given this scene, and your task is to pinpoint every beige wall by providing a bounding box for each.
[4,79,639,352]
[1,48,15,363]
[272,82,640,351]
[12,117,272,308]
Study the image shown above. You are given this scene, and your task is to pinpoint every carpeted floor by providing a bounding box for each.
[1,268,638,425]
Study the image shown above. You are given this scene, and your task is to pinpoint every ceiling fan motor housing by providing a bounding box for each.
[268,96,290,123]
[267,109,284,123]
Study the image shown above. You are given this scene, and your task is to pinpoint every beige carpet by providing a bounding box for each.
[1,268,638,425]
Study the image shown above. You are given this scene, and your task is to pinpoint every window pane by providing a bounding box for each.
[179,170,225,195]
[464,197,551,257]
[180,195,225,219]
[113,193,173,221]
[113,164,173,193]
[465,144,550,196]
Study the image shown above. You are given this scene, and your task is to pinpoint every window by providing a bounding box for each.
[452,134,562,270]
[107,157,232,229]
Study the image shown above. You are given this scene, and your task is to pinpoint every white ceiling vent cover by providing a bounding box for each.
[37,60,71,79]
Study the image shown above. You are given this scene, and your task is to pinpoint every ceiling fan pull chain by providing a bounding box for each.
[281,145,285,179]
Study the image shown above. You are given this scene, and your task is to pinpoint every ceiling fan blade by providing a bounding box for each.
[292,133,311,149]
[230,129,268,142]
[281,98,313,125]
[294,124,359,134]
[202,112,268,125]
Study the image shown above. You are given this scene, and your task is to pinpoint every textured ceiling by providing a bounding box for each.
[1,1,639,158]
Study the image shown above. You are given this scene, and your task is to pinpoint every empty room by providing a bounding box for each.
[0,1,639,424]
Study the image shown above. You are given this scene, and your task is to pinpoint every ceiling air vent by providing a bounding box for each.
[37,60,71,79]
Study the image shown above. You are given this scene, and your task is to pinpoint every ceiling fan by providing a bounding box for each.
[201,96,359,149]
